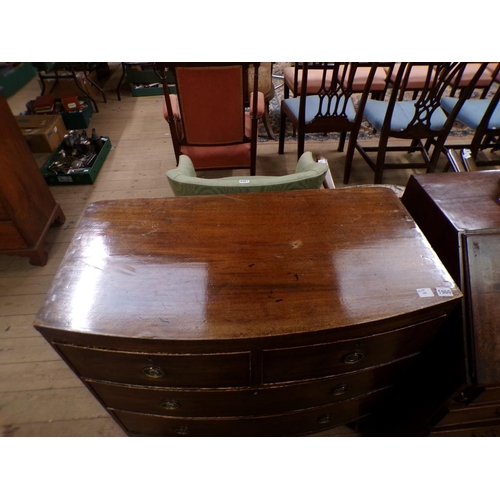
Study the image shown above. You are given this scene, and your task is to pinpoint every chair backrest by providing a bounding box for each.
[155,62,260,173]
[384,62,489,139]
[448,62,500,98]
[298,62,379,130]
[166,152,330,196]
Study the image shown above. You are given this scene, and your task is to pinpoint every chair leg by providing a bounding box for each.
[338,132,347,152]
[374,137,389,184]
[262,104,276,140]
[278,107,287,154]
[344,133,357,181]
[297,126,305,160]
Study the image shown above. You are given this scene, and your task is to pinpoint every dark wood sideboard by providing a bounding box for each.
[0,91,65,265]
[34,188,461,436]
[398,170,500,436]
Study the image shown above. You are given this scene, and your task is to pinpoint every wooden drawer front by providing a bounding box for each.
[430,423,500,437]
[55,343,251,388]
[468,386,500,407]
[451,385,500,408]
[0,200,10,221]
[0,221,27,249]
[88,356,415,417]
[111,388,390,437]
[262,317,442,383]
[435,403,500,428]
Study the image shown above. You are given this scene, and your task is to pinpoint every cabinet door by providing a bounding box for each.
[463,230,500,385]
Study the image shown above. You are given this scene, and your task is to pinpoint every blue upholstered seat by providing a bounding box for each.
[364,99,448,132]
[283,95,356,124]
[441,96,500,130]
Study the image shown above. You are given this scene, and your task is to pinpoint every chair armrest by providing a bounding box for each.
[174,155,197,177]
[317,157,335,189]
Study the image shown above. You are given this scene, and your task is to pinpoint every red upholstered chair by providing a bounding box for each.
[155,63,264,175]
[447,63,500,98]
[284,63,390,99]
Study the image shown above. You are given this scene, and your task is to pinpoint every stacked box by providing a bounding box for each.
[15,114,67,153]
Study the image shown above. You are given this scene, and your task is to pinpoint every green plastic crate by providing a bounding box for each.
[41,136,111,185]
[0,63,37,98]
[60,97,93,130]
[129,82,164,96]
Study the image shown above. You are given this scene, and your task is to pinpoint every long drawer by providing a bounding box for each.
[88,356,415,417]
[430,422,500,437]
[111,388,391,437]
[55,343,252,388]
[262,317,443,383]
[434,403,500,428]
[465,386,500,407]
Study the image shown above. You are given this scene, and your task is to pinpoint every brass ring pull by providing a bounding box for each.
[318,414,334,425]
[160,399,180,410]
[331,383,349,396]
[176,427,189,436]
[142,365,164,378]
[344,351,364,364]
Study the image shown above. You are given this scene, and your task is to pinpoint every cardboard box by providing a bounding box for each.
[15,114,67,153]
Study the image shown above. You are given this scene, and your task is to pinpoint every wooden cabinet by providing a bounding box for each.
[401,170,500,436]
[0,91,65,265]
[34,188,461,436]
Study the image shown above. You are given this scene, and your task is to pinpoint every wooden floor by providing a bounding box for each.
[1,63,496,437]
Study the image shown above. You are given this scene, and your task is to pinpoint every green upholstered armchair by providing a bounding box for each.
[166,151,333,196]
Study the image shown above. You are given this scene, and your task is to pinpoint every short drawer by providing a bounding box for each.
[111,388,390,437]
[465,386,500,407]
[430,423,500,437]
[88,356,415,417]
[435,403,500,428]
[262,317,443,383]
[54,343,251,388]
[0,221,27,249]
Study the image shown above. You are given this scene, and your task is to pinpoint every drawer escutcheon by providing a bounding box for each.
[142,365,164,378]
[344,351,365,364]
[160,399,180,410]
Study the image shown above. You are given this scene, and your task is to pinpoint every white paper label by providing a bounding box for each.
[436,287,453,297]
[239,179,250,184]
[416,288,434,298]
[58,176,73,183]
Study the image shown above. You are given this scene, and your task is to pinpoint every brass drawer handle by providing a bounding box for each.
[176,427,189,436]
[160,399,180,410]
[331,383,349,396]
[344,351,364,364]
[142,365,164,378]
[318,413,334,425]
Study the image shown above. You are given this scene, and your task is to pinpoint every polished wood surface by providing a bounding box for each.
[35,189,459,345]
[401,170,500,435]
[0,91,65,265]
[34,188,461,436]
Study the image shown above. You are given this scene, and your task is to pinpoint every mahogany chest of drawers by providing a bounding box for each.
[34,188,461,436]
[401,170,500,436]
